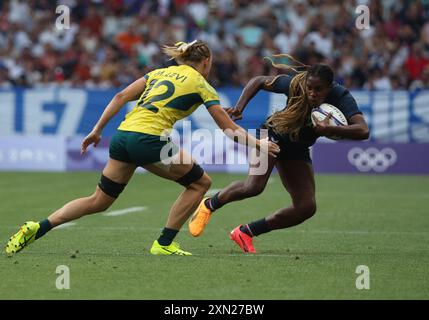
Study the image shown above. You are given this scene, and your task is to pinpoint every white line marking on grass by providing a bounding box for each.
[53,222,77,230]
[103,206,147,217]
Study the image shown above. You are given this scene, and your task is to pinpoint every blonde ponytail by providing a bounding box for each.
[162,40,210,64]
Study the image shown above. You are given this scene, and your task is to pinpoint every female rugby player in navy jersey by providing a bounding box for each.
[189,55,370,253]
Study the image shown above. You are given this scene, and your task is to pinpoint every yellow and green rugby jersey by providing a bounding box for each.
[118,64,220,136]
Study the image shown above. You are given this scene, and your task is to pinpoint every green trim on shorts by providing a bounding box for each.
[109,130,179,166]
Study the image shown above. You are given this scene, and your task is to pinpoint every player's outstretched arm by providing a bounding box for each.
[81,76,147,154]
[208,104,280,158]
[227,75,281,120]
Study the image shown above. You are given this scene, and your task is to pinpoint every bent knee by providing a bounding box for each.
[296,200,317,219]
[89,193,114,213]
[92,200,112,213]
[202,173,212,190]
[191,173,212,192]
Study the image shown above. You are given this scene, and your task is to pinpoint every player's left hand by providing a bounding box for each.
[224,107,243,121]
[258,137,280,158]
[311,112,332,136]
[81,130,101,155]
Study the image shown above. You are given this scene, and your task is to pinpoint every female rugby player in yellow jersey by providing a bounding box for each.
[5,40,280,256]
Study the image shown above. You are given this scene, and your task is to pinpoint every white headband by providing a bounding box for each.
[177,40,198,53]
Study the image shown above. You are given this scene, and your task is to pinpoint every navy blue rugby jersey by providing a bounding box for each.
[267,74,363,145]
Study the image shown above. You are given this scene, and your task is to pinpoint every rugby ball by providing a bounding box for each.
[311,103,348,140]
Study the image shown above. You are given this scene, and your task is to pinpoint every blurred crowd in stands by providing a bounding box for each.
[1,0,429,90]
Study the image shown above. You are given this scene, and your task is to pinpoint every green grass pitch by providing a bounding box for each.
[0,171,428,299]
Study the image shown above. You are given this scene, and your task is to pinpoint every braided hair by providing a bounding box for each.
[265,54,334,140]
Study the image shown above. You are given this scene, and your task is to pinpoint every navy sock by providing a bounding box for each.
[241,219,270,237]
[157,227,179,246]
[205,192,223,212]
[35,219,53,240]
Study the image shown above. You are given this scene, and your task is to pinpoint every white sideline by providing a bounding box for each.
[103,206,147,217]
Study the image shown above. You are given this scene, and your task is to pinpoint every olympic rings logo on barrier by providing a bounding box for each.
[347,147,397,172]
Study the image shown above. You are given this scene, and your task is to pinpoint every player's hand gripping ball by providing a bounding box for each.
[311,103,348,140]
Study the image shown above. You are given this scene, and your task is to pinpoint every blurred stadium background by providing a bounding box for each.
[1,0,429,300]
[2,0,429,90]
[1,0,428,173]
